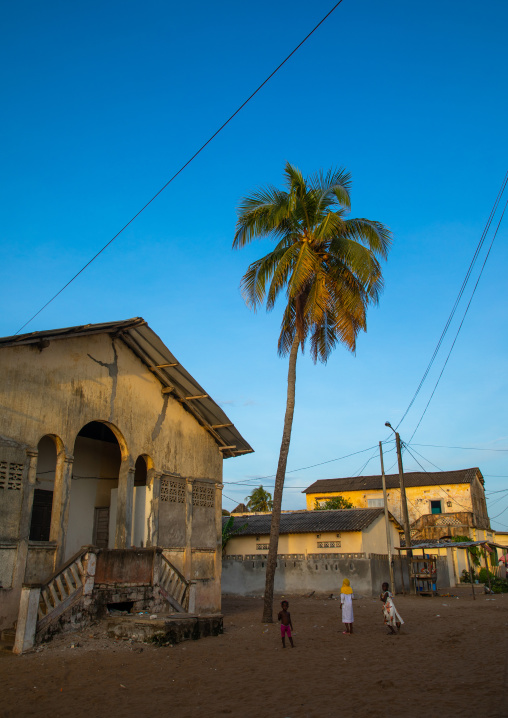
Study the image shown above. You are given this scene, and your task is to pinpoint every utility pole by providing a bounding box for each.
[393,430,412,558]
[379,441,396,595]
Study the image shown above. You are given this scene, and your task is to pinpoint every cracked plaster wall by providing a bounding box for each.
[0,333,222,480]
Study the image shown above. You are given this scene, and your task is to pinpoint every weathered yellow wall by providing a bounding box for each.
[0,332,227,622]
[0,334,222,479]
[306,483,476,526]
[361,516,401,555]
[225,530,363,557]
[495,532,508,548]
[224,514,401,558]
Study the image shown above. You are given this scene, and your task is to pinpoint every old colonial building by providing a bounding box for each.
[0,318,252,648]
[304,468,492,543]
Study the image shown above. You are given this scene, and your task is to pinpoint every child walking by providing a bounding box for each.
[277,600,294,648]
[380,582,404,634]
[340,578,354,634]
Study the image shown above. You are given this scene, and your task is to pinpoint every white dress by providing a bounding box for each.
[340,592,354,623]
[383,591,404,628]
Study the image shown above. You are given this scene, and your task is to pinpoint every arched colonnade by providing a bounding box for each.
[27,420,161,565]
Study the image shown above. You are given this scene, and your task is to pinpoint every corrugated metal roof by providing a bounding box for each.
[303,468,482,494]
[223,508,399,535]
[0,318,253,458]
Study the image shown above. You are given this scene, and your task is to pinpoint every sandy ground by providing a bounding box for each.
[1,587,506,718]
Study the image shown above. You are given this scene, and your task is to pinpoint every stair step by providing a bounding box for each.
[1,627,16,646]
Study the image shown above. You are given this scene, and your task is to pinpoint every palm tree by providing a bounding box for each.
[245,485,273,512]
[233,162,392,622]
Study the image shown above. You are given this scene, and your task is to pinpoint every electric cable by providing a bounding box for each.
[411,443,508,452]
[222,443,381,486]
[403,444,487,514]
[407,199,508,442]
[15,0,347,335]
[490,504,508,520]
[396,171,508,431]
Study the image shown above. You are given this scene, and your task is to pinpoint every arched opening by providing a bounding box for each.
[29,435,60,541]
[132,454,152,547]
[66,421,123,558]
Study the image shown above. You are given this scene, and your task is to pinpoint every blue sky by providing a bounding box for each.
[1,1,507,528]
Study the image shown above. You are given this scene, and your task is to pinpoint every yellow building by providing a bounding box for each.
[224,508,402,558]
[304,468,492,544]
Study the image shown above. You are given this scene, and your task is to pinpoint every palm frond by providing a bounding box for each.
[240,248,286,309]
[266,244,301,311]
[234,163,391,363]
[342,218,392,259]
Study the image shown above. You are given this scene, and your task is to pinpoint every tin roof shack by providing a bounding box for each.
[304,468,491,543]
[222,509,405,597]
[0,318,252,649]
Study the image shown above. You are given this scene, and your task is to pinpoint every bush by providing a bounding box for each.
[461,569,473,583]
[478,567,496,584]
[491,579,508,593]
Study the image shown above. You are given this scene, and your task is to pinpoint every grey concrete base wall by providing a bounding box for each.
[223,557,376,597]
[222,556,451,597]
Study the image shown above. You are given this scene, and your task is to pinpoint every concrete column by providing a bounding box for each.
[50,454,74,568]
[13,584,41,654]
[147,470,161,548]
[188,581,197,614]
[446,548,456,588]
[12,450,38,590]
[82,550,97,611]
[214,481,223,613]
[451,546,460,584]
[115,463,134,548]
[183,478,193,581]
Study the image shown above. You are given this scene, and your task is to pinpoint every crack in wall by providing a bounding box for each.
[87,340,119,422]
[151,394,169,442]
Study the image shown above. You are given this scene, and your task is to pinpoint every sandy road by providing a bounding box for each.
[1,587,506,718]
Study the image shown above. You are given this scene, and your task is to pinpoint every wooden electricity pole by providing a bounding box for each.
[379,441,396,595]
[394,431,412,559]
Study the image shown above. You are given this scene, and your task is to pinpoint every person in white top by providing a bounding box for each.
[340,578,354,634]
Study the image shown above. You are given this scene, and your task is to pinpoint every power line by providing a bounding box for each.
[222,443,383,486]
[407,198,508,442]
[407,452,508,509]
[395,171,508,432]
[403,444,484,514]
[411,443,508,452]
[490,503,508,520]
[14,1,347,335]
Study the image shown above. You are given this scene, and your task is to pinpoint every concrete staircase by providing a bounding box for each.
[0,626,15,653]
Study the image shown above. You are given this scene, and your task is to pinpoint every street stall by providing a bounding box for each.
[396,540,508,598]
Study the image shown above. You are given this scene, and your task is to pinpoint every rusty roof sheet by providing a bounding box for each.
[223,508,400,536]
[303,467,482,494]
[0,318,253,458]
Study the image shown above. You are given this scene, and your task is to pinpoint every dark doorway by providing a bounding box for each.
[430,500,442,514]
[29,489,53,541]
[29,435,58,542]
[93,507,110,548]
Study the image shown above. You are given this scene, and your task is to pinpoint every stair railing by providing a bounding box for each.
[13,546,96,654]
[159,553,194,612]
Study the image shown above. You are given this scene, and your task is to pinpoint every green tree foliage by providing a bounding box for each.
[314,495,353,510]
[234,162,391,621]
[221,516,247,553]
[245,485,273,512]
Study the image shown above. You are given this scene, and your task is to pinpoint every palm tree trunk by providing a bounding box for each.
[261,334,299,622]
